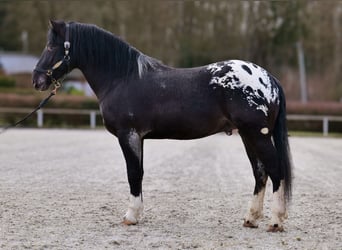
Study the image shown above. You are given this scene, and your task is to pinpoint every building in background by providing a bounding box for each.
[0,52,38,88]
[0,52,93,96]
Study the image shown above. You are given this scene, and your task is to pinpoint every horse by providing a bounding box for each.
[32,20,293,232]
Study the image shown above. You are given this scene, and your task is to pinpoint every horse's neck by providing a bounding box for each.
[72,26,168,99]
[80,66,114,100]
[75,43,138,100]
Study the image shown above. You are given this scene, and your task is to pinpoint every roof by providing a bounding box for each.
[0,53,38,75]
[0,52,87,84]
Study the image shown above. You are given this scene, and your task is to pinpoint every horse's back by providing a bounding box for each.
[137,67,233,139]
[101,60,281,139]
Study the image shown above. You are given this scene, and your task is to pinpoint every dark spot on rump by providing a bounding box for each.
[226,65,233,72]
[233,75,240,83]
[252,63,258,68]
[245,86,253,93]
[216,65,232,77]
[242,65,252,75]
[217,71,225,78]
[257,89,264,97]
[259,77,267,87]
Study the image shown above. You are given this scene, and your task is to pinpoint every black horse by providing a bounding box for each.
[33,20,292,232]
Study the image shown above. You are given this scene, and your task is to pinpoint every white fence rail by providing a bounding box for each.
[0,107,101,129]
[287,114,342,136]
[1,108,342,135]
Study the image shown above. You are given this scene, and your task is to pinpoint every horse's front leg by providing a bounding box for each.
[118,129,144,225]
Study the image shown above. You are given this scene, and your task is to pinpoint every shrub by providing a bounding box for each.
[0,76,16,88]
[0,93,98,109]
[65,86,85,96]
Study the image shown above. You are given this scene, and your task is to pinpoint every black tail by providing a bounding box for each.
[273,79,293,203]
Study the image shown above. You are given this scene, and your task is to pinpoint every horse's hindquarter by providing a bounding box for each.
[206,60,281,129]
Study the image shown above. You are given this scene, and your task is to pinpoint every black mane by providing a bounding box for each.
[57,22,164,79]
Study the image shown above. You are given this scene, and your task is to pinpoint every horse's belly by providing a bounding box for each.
[145,115,232,140]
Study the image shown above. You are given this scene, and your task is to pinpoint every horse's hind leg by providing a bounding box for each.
[241,135,268,228]
[118,129,144,225]
[241,130,287,232]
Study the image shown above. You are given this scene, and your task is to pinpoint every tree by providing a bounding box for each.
[1,0,341,100]
[0,2,21,51]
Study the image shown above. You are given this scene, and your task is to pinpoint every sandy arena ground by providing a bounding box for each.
[0,129,341,249]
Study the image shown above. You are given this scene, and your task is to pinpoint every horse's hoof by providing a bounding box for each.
[122,218,137,225]
[243,219,258,228]
[267,224,284,232]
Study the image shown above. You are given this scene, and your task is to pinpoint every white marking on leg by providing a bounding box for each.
[128,129,141,161]
[244,185,266,227]
[270,180,287,227]
[124,194,144,224]
[260,127,269,135]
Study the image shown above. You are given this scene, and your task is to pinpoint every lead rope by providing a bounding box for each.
[0,82,61,135]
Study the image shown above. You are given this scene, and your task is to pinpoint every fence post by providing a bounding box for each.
[90,111,96,129]
[37,109,43,127]
[323,117,329,136]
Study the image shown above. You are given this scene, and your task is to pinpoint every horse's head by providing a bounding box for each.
[32,20,71,91]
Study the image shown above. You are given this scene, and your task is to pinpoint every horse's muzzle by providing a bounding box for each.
[32,72,50,91]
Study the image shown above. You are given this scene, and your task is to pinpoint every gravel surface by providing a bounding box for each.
[0,129,341,249]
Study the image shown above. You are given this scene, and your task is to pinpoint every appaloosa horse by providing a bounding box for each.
[32,20,292,232]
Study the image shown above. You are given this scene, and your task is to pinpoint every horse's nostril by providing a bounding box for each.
[32,74,46,90]
[32,79,38,88]
[33,81,39,90]
[37,75,46,85]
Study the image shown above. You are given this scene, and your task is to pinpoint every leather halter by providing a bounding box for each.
[34,23,71,86]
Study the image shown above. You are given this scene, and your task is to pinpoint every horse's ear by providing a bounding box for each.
[49,20,66,36]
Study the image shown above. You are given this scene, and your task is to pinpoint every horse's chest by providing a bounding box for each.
[100,99,147,133]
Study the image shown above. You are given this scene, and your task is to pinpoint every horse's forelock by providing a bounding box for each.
[47,27,62,45]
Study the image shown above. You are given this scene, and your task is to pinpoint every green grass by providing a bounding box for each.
[0,87,38,95]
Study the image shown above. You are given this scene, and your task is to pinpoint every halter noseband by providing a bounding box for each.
[34,23,71,86]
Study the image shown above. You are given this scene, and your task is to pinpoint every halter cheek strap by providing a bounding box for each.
[34,23,71,85]
[64,23,70,59]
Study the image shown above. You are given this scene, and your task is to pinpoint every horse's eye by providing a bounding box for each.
[46,45,55,52]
